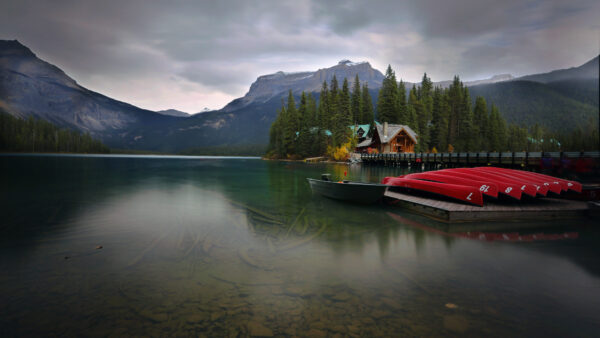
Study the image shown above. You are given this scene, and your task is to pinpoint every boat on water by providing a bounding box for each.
[382,176,484,206]
[307,174,388,204]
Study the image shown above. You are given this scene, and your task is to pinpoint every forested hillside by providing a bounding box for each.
[468,80,598,132]
[0,112,109,153]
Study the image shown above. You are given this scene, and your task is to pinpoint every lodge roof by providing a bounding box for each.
[375,123,418,144]
[357,138,373,148]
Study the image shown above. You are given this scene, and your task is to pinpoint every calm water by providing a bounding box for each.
[1,154,599,336]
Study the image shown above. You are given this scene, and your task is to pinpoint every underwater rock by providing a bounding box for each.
[371,310,392,319]
[140,309,168,323]
[211,311,226,321]
[331,292,352,302]
[283,286,312,298]
[329,324,347,333]
[186,313,206,323]
[246,321,273,337]
[381,298,401,309]
[443,315,469,333]
[306,328,327,337]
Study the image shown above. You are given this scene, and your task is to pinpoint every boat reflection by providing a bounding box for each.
[387,212,579,242]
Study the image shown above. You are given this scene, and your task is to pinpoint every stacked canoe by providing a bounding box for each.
[382,167,582,207]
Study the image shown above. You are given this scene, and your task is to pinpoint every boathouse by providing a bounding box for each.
[357,122,418,153]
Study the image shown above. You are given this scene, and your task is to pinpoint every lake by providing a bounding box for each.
[1,154,599,336]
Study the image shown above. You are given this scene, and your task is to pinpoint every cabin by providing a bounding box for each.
[349,124,371,143]
[356,122,417,153]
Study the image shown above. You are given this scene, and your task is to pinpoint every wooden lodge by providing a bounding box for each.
[356,122,418,153]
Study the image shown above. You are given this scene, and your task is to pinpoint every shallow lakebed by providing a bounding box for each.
[1,154,599,336]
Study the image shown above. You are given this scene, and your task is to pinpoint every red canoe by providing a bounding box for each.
[475,167,558,195]
[469,167,549,196]
[382,176,484,206]
[403,172,499,198]
[435,169,523,200]
[443,168,539,198]
[476,167,581,193]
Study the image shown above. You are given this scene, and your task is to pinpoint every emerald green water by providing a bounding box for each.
[1,154,599,336]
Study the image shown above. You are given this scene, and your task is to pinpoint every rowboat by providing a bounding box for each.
[382,176,484,206]
[403,172,499,198]
[307,175,387,204]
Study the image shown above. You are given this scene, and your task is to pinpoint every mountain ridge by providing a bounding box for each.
[0,39,597,152]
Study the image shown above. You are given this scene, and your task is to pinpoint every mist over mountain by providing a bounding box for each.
[0,39,597,152]
[156,109,190,117]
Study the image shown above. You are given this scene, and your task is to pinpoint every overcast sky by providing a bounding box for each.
[1,0,599,113]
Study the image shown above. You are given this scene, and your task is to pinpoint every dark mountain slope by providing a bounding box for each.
[0,40,178,149]
[517,56,599,83]
[468,80,598,130]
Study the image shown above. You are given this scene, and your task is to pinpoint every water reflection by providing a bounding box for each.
[1,155,599,336]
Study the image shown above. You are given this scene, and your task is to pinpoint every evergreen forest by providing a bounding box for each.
[266,65,598,160]
[0,113,110,154]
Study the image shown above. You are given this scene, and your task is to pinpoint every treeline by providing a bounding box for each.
[267,64,598,159]
[0,113,110,153]
[267,74,374,159]
[377,66,513,153]
[376,66,599,152]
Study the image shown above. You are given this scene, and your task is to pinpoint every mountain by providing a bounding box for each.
[517,56,599,83]
[1,39,597,152]
[222,60,384,112]
[467,56,599,131]
[156,109,190,117]
[0,40,177,149]
[469,80,598,131]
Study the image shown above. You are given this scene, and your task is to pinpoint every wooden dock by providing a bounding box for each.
[361,151,600,170]
[384,190,589,222]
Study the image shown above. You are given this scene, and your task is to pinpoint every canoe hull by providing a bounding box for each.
[382,177,484,207]
[307,178,388,204]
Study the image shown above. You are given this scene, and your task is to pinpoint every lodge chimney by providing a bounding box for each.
[383,122,388,139]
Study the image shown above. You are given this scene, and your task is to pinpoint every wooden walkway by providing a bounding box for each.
[361,150,600,170]
[384,190,589,223]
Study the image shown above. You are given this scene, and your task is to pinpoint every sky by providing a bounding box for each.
[1,0,599,113]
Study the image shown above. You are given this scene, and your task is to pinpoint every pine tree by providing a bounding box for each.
[283,91,298,155]
[317,81,330,129]
[472,96,488,151]
[361,82,374,129]
[457,86,473,151]
[488,104,506,151]
[268,102,286,157]
[447,76,463,147]
[351,74,362,124]
[306,93,320,155]
[332,78,351,146]
[417,73,433,151]
[296,92,311,157]
[377,65,398,123]
[397,80,407,124]
[430,87,449,152]
[329,75,339,130]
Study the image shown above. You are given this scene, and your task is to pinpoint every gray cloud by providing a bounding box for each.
[0,0,598,112]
